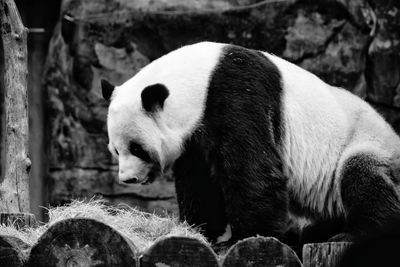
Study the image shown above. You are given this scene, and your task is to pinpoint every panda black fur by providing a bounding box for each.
[173,45,286,242]
[102,42,400,246]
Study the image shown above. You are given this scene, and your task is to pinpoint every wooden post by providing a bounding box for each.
[0,0,33,226]
[303,242,352,267]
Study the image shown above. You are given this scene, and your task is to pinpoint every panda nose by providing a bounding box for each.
[123,177,139,184]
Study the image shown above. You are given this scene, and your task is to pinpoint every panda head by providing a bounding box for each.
[102,80,171,184]
[102,42,224,184]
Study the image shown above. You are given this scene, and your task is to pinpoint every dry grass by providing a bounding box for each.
[0,199,208,253]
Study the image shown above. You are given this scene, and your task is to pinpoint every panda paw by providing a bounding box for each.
[212,239,238,255]
[328,233,354,242]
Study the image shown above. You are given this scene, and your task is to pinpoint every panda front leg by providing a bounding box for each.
[173,145,228,243]
[218,159,289,241]
[337,152,400,240]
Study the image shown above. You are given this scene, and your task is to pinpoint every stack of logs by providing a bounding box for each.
[0,218,351,267]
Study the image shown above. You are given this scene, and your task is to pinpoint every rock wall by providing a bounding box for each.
[44,0,400,215]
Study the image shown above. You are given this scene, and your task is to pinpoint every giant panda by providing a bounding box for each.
[101,41,400,246]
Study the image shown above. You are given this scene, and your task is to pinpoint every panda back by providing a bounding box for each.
[265,53,350,217]
[266,53,400,218]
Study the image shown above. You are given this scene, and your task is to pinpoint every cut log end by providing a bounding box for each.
[302,242,352,267]
[27,218,138,267]
[221,236,302,267]
[0,235,30,267]
[141,236,219,267]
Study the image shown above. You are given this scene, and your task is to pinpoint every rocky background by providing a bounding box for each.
[43,0,400,216]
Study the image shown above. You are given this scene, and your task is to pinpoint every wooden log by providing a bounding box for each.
[0,0,31,214]
[0,235,29,267]
[221,236,302,267]
[27,218,138,267]
[141,236,219,267]
[303,242,352,267]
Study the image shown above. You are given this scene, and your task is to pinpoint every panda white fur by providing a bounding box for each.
[102,41,400,245]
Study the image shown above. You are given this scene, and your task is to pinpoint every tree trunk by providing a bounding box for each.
[0,0,30,213]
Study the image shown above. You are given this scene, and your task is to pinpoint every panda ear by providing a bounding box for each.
[141,83,169,112]
[101,79,115,101]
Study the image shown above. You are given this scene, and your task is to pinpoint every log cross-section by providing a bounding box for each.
[0,0,30,213]
[0,235,29,267]
[221,236,302,267]
[28,218,139,267]
[141,236,220,267]
[303,242,352,267]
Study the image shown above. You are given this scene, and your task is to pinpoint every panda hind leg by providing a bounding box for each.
[338,153,400,240]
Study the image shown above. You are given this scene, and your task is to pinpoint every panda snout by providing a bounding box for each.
[118,163,155,185]
[119,169,142,184]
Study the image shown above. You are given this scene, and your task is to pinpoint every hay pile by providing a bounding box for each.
[0,199,208,253]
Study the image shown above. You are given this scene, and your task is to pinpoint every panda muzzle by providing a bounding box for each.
[120,167,159,185]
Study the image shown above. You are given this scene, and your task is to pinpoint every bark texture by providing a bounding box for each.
[0,0,30,213]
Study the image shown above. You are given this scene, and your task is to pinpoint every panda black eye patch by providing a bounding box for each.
[129,141,151,162]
